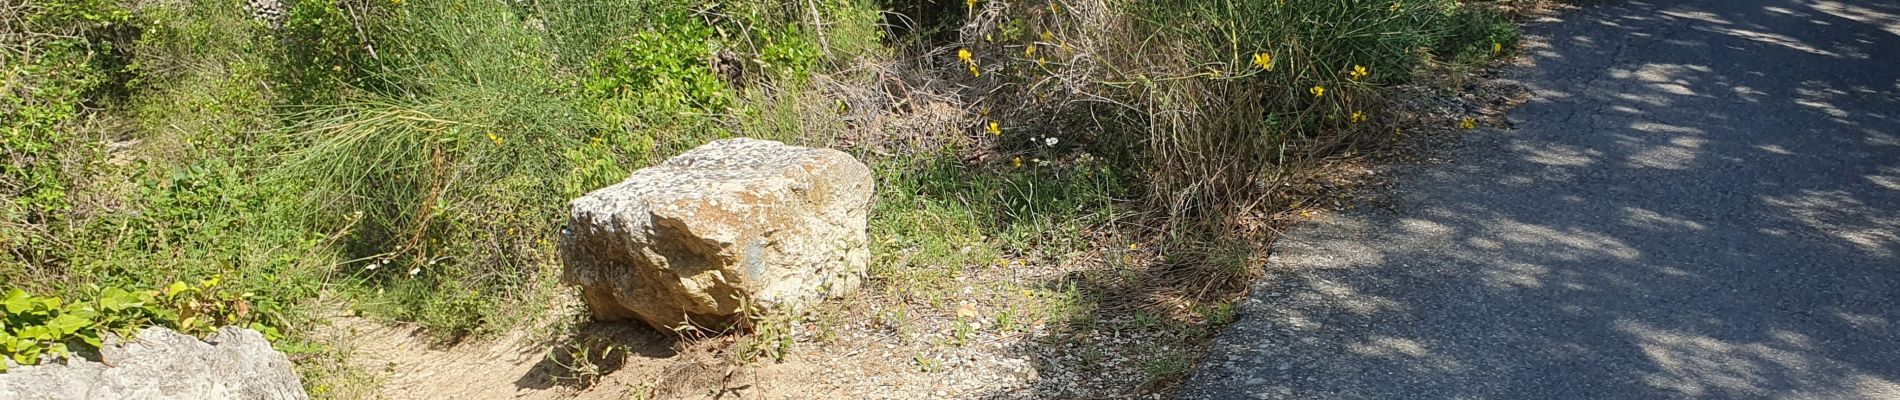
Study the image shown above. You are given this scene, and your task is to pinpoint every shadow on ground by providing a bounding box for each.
[1176,0,1900,398]
[514,321,677,391]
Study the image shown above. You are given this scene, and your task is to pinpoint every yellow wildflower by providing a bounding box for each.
[1309,85,1325,97]
[969,64,982,77]
[1251,52,1273,71]
[1389,1,1400,12]
[1350,64,1369,81]
[967,0,976,11]
[487,132,503,145]
[958,48,973,65]
[1013,156,1023,168]
[987,121,1001,136]
[1128,243,1138,250]
[1351,111,1366,123]
[1460,117,1477,129]
[1050,2,1060,13]
[1493,42,1503,54]
[1042,30,1054,43]
[1025,45,1036,58]
[392,0,402,5]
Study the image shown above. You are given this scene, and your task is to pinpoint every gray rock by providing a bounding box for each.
[561,138,874,332]
[0,326,306,400]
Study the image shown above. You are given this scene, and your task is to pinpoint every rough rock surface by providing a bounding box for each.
[0,326,306,400]
[561,138,874,331]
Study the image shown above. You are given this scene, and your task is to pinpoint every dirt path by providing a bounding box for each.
[322,309,1043,399]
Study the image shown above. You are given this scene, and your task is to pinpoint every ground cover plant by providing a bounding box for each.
[2,0,1534,396]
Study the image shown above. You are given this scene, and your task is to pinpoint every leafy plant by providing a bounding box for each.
[545,335,627,387]
[585,15,733,115]
[733,309,795,363]
[0,279,279,372]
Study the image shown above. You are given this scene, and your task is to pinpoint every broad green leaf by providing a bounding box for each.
[99,288,141,312]
[62,306,98,321]
[165,281,190,299]
[46,313,89,336]
[3,289,31,314]
[18,326,52,340]
[100,287,142,311]
[13,344,39,365]
[249,322,282,342]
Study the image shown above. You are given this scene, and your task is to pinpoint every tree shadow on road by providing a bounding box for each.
[1172,0,1900,398]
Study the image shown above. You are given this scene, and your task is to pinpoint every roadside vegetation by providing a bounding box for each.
[3,0,1537,396]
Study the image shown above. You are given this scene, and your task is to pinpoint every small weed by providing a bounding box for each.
[993,307,1018,333]
[809,305,847,344]
[912,352,941,373]
[879,305,913,340]
[950,320,975,347]
[1133,311,1159,329]
[623,382,655,400]
[733,309,795,364]
[546,336,628,387]
[1141,354,1191,385]
[1198,301,1238,326]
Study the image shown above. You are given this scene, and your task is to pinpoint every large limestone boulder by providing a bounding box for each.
[0,326,306,399]
[560,138,874,332]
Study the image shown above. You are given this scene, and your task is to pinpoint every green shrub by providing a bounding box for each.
[584,15,733,115]
[1,279,287,371]
[2,0,140,283]
[941,0,1518,232]
[1439,6,1522,62]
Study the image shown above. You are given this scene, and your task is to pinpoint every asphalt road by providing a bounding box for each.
[1181,0,1900,398]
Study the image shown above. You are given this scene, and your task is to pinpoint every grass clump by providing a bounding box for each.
[939,0,1522,231]
[874,0,1524,301]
